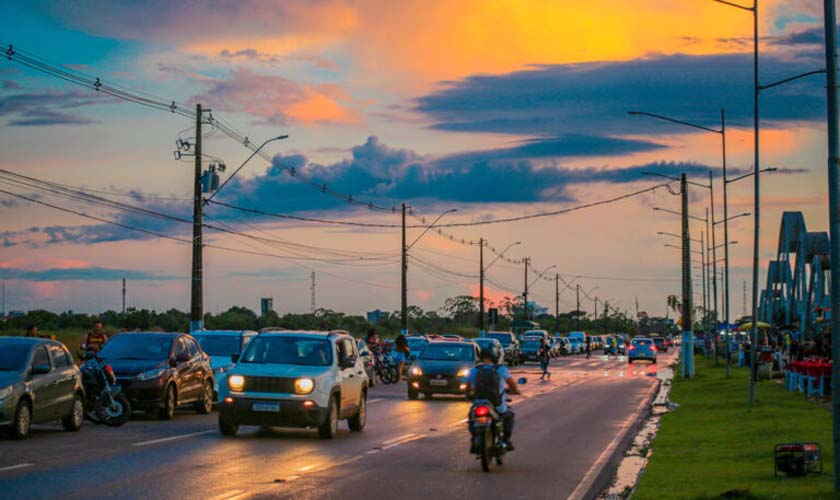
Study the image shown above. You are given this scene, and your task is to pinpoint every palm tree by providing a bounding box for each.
[666,295,681,315]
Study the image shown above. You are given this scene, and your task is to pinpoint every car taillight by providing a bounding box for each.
[651,346,657,352]
[474,405,490,417]
[628,346,635,351]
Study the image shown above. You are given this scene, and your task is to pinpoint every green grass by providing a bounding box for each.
[634,357,836,500]
[2,329,86,354]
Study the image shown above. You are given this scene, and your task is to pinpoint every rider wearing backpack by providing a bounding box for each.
[466,345,521,451]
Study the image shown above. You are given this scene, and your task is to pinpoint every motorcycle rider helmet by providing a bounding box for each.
[480,344,501,364]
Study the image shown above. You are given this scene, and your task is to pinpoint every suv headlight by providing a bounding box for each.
[409,366,422,377]
[0,385,12,399]
[457,368,470,378]
[294,378,314,395]
[228,374,245,392]
[135,368,165,381]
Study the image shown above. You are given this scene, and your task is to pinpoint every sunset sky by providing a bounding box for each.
[0,0,831,321]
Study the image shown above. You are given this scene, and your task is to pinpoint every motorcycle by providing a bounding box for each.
[81,351,131,426]
[467,377,526,472]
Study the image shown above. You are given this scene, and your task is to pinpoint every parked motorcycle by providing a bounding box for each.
[81,351,131,426]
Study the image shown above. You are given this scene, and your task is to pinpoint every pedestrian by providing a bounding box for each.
[81,319,109,354]
[539,338,551,380]
[393,332,409,383]
[610,336,618,360]
[26,325,38,337]
[585,334,591,359]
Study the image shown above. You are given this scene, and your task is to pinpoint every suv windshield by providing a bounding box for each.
[0,343,31,371]
[486,334,511,346]
[100,334,172,360]
[195,335,241,356]
[522,340,541,349]
[241,336,332,366]
[420,344,475,361]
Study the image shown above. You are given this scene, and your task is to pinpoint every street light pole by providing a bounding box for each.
[190,103,204,333]
[821,0,840,491]
[709,173,720,365]
[700,231,708,341]
[555,273,560,335]
[721,109,733,377]
[523,258,530,321]
[681,173,695,378]
[749,0,761,405]
[479,238,485,337]
[401,203,408,335]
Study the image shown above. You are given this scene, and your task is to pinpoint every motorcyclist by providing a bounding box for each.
[466,345,521,451]
[81,320,109,354]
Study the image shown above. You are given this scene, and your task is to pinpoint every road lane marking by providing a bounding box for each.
[298,465,316,472]
[0,463,33,472]
[367,398,384,403]
[209,489,246,500]
[381,433,417,446]
[381,434,424,450]
[132,430,214,447]
[568,383,659,500]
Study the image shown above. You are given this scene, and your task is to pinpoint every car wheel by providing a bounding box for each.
[348,394,366,432]
[62,394,84,432]
[11,400,31,439]
[158,384,176,420]
[219,415,239,436]
[318,396,339,439]
[194,381,213,415]
[407,387,419,400]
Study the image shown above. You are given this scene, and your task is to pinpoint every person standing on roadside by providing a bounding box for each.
[393,332,410,382]
[539,338,551,380]
[585,334,591,359]
[81,319,108,354]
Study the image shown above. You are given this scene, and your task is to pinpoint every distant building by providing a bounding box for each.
[260,298,274,317]
[367,309,387,324]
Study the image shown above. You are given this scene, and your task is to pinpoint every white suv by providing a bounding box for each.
[217,330,368,439]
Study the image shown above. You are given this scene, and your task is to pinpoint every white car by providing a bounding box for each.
[217,330,369,439]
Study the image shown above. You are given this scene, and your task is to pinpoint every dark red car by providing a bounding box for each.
[99,332,214,419]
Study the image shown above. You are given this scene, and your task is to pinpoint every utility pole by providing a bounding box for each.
[554,273,560,334]
[310,272,316,313]
[700,230,707,341]
[523,257,530,320]
[748,0,761,406]
[821,0,840,490]
[743,280,747,318]
[721,109,733,378]
[122,278,126,315]
[594,296,599,327]
[401,203,408,335]
[709,173,720,366]
[576,283,581,330]
[190,103,204,333]
[681,173,695,378]
[1,281,5,316]
[479,238,485,337]
[603,301,608,333]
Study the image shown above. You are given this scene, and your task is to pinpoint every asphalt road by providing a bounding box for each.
[0,350,675,500]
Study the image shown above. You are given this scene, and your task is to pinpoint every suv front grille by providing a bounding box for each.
[243,376,296,393]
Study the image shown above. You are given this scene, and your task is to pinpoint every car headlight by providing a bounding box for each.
[135,368,165,381]
[228,374,245,392]
[0,385,12,399]
[294,378,314,395]
[409,366,423,377]
[457,368,470,378]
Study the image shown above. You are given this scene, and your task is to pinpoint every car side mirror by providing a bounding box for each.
[517,377,527,385]
[31,364,51,376]
[231,353,240,363]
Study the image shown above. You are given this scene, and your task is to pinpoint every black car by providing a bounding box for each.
[519,339,542,363]
[0,337,85,439]
[407,342,479,399]
[99,332,214,419]
[652,336,668,353]
[485,332,520,366]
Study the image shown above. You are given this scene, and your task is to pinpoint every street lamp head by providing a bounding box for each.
[274,135,289,140]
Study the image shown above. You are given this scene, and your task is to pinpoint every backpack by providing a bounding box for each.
[472,365,502,407]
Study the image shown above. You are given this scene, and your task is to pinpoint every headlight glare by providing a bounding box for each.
[135,368,165,381]
[294,378,314,394]
[409,366,422,376]
[228,374,245,392]
[457,368,470,378]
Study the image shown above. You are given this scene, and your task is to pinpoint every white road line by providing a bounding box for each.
[365,449,380,455]
[131,430,214,447]
[367,398,384,403]
[0,463,33,472]
[298,465,316,472]
[381,434,424,450]
[568,383,659,500]
[381,433,417,446]
[209,489,246,500]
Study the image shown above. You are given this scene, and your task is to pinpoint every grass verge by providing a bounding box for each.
[633,356,835,500]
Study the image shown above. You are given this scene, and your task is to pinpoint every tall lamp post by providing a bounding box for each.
[480,241,521,336]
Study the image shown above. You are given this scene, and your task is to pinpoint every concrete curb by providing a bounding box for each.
[581,379,661,500]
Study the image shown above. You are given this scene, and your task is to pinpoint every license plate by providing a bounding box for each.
[252,402,280,412]
[429,379,447,386]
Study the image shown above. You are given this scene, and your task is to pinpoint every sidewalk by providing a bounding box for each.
[633,357,835,500]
